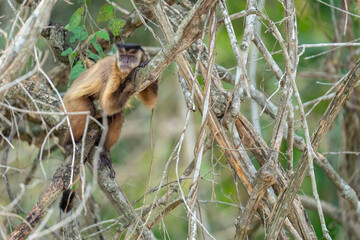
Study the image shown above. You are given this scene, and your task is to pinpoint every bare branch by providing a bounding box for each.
[267,58,360,239]
[0,0,57,85]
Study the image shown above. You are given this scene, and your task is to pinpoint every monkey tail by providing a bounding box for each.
[60,189,76,213]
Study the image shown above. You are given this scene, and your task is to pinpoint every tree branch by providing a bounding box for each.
[267,58,360,239]
[0,0,57,86]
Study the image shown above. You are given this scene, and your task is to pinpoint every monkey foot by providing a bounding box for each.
[100,152,116,178]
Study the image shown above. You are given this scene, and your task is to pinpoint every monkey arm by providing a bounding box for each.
[135,60,159,109]
[101,74,135,116]
[138,79,158,109]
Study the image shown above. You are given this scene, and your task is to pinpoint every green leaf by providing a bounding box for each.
[86,49,101,60]
[70,26,88,43]
[97,4,114,23]
[61,47,77,66]
[71,182,79,190]
[96,30,110,41]
[61,47,73,56]
[70,60,87,81]
[65,8,84,31]
[68,51,78,67]
[108,18,125,36]
[90,35,104,56]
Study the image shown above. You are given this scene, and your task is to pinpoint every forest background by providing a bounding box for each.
[0,0,360,239]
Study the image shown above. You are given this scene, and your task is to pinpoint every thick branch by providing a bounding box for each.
[235,165,276,240]
[96,164,157,239]
[235,114,315,239]
[9,129,99,240]
[134,0,217,92]
[300,196,360,239]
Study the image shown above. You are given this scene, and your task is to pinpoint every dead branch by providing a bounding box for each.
[0,0,57,87]
[267,58,360,239]
[9,129,99,240]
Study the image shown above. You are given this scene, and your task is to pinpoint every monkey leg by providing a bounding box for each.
[104,111,124,151]
[63,97,95,152]
[98,111,124,178]
[137,79,158,109]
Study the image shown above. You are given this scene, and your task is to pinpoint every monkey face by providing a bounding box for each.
[117,52,141,74]
[116,44,144,76]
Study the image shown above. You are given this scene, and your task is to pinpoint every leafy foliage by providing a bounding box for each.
[65,7,84,31]
[86,49,102,60]
[69,60,87,81]
[61,47,73,57]
[61,47,78,67]
[60,1,126,82]
[97,4,114,23]
[109,19,125,36]
[96,30,110,41]
[89,35,104,57]
[70,26,88,43]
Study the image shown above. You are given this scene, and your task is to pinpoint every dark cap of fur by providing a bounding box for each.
[116,43,144,52]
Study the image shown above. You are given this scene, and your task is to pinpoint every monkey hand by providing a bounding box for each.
[139,59,150,68]
[99,151,116,178]
[126,59,149,87]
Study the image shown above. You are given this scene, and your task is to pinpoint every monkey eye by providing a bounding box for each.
[120,54,135,60]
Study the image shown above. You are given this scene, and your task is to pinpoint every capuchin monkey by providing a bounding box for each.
[61,43,158,178]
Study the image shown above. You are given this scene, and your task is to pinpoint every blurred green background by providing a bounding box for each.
[1,0,359,239]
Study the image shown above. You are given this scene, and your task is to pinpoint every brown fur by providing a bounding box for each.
[62,44,158,152]
[137,81,158,109]
[104,112,124,150]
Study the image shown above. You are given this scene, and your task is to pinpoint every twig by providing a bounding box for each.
[177,70,195,111]
[24,145,58,185]
[82,195,105,240]
[0,0,57,85]
[286,1,330,239]
[235,165,276,240]
[95,161,157,240]
[134,0,218,93]
[286,104,294,177]
[300,195,360,239]
[234,114,314,239]
[266,57,360,240]
[187,9,214,239]
[2,113,26,215]
[105,0,130,15]
[162,4,312,239]
[144,2,218,238]
[317,0,360,19]
[247,0,263,134]
[146,197,183,229]
[218,0,248,117]
[9,129,100,240]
